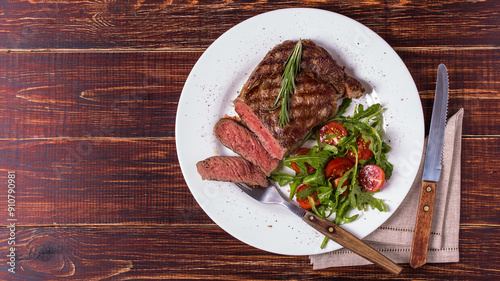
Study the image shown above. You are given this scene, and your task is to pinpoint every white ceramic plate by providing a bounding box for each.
[176,8,424,255]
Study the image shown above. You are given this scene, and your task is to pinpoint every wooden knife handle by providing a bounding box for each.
[410,180,437,268]
[302,211,403,275]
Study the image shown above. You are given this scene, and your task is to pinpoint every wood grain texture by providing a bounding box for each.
[0,226,498,280]
[0,49,498,138]
[0,138,497,226]
[400,49,500,136]
[0,52,197,138]
[0,0,498,49]
[0,0,498,279]
[0,139,210,225]
[409,181,437,268]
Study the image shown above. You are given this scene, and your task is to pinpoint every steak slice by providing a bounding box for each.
[214,118,279,176]
[196,156,268,187]
[234,39,365,159]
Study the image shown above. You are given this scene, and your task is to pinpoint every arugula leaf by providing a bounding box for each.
[369,196,387,212]
[289,180,302,200]
[296,185,317,199]
[303,168,327,186]
[334,98,352,118]
[269,171,299,186]
[284,146,332,171]
[353,103,381,119]
[349,184,386,212]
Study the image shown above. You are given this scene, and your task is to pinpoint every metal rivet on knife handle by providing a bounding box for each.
[426,186,432,192]
[423,205,430,212]
[328,227,335,233]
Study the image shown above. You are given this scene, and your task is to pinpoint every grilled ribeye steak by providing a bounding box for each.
[214,118,279,176]
[196,156,268,187]
[234,39,365,159]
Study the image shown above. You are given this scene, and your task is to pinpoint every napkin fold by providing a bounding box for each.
[310,109,464,269]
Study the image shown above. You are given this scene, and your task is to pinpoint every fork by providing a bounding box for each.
[235,182,403,275]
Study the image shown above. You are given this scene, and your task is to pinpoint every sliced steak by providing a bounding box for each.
[196,156,268,187]
[214,118,279,176]
[234,39,365,159]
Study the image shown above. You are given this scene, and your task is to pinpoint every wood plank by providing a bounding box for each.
[0,225,498,280]
[398,48,500,136]
[461,137,500,224]
[0,139,210,225]
[1,0,498,49]
[0,49,498,138]
[0,138,497,226]
[0,52,198,138]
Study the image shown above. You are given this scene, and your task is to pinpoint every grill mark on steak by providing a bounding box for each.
[234,39,365,159]
[196,156,268,187]
[214,118,279,176]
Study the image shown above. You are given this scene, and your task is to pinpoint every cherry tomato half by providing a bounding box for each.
[325,157,354,179]
[296,184,320,210]
[330,177,350,197]
[359,164,386,192]
[291,148,316,174]
[319,121,347,146]
[347,136,374,163]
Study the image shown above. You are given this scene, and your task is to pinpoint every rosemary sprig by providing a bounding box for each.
[271,39,303,128]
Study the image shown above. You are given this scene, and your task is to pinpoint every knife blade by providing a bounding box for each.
[410,63,449,268]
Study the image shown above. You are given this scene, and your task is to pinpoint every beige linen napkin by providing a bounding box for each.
[310,109,463,269]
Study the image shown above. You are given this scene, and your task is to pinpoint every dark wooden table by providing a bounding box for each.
[1,1,498,280]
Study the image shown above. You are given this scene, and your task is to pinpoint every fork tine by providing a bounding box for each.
[234,182,253,194]
[235,182,305,217]
[235,182,263,199]
[234,182,274,202]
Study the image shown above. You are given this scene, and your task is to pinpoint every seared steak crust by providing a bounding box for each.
[196,156,268,187]
[214,118,279,176]
[234,40,365,159]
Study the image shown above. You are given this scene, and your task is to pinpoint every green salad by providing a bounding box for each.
[270,98,394,248]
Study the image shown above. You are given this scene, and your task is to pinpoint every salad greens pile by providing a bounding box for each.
[270,98,393,248]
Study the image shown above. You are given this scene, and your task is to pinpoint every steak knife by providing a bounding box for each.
[410,64,449,268]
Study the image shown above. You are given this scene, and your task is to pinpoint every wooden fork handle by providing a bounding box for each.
[302,211,403,275]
